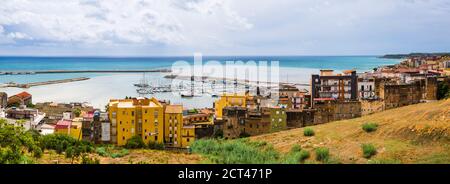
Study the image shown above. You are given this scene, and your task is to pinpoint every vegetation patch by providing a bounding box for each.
[315,147,330,162]
[191,138,280,164]
[125,136,146,149]
[96,145,129,158]
[362,123,378,133]
[361,143,377,159]
[303,128,315,137]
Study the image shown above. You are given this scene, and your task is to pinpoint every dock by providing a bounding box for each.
[2,77,90,88]
[0,69,171,75]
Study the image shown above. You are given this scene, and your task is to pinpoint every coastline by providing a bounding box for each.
[0,56,402,109]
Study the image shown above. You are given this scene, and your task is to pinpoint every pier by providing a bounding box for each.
[0,69,171,75]
[2,77,90,88]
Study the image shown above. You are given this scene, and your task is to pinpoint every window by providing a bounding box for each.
[131,111,134,116]
[131,120,134,125]
[122,136,125,140]
[119,121,122,125]
[145,136,147,140]
[154,111,159,118]
[155,136,158,141]
[187,138,190,142]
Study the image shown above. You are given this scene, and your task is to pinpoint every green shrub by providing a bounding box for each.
[191,139,280,164]
[284,150,310,164]
[81,154,100,164]
[290,145,302,153]
[362,123,378,132]
[361,143,377,159]
[33,147,43,158]
[315,147,330,162]
[65,147,74,159]
[125,136,146,149]
[111,149,129,158]
[303,128,315,136]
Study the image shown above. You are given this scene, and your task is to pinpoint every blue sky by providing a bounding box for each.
[0,0,449,56]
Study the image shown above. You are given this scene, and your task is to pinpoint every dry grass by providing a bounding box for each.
[38,149,204,164]
[251,99,450,164]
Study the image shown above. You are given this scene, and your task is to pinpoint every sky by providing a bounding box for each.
[0,0,449,56]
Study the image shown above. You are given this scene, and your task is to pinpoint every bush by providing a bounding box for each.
[191,139,280,164]
[315,147,329,162]
[125,136,146,149]
[148,142,165,150]
[33,146,43,158]
[81,154,100,164]
[362,123,378,133]
[303,128,315,136]
[361,143,377,159]
[290,145,302,153]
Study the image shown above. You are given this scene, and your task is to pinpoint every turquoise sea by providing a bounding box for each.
[0,56,400,109]
[0,56,399,83]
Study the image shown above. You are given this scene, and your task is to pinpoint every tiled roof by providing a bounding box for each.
[165,105,183,114]
[15,91,32,99]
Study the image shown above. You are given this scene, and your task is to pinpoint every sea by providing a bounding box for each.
[0,56,400,109]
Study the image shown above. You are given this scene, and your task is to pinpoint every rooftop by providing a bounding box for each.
[165,105,183,114]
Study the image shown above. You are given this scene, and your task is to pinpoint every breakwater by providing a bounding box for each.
[0,69,171,75]
[2,77,90,88]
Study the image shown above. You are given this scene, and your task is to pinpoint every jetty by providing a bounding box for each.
[0,69,171,75]
[164,74,310,86]
[2,77,90,88]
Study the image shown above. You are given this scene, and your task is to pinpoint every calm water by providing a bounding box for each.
[0,56,399,83]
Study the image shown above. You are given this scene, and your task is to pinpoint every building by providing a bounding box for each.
[183,112,213,139]
[108,97,164,146]
[265,107,287,131]
[214,94,247,119]
[7,91,32,107]
[357,78,377,99]
[313,100,361,124]
[311,70,358,107]
[181,125,195,148]
[221,106,247,139]
[0,92,7,108]
[6,107,38,119]
[82,110,109,143]
[286,109,315,128]
[379,81,423,110]
[54,119,83,140]
[240,110,271,136]
[164,105,183,148]
[35,102,94,124]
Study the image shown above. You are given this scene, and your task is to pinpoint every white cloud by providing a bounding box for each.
[0,0,252,47]
[0,0,449,55]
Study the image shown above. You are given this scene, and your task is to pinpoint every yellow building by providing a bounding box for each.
[108,97,164,146]
[54,118,82,140]
[164,105,183,147]
[214,94,248,119]
[181,125,195,148]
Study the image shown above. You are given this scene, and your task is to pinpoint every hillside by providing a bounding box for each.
[251,99,450,164]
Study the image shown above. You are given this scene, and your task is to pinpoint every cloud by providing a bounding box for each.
[0,0,252,47]
[0,0,449,55]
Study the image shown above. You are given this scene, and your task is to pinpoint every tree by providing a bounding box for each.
[73,108,82,117]
[437,83,450,100]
